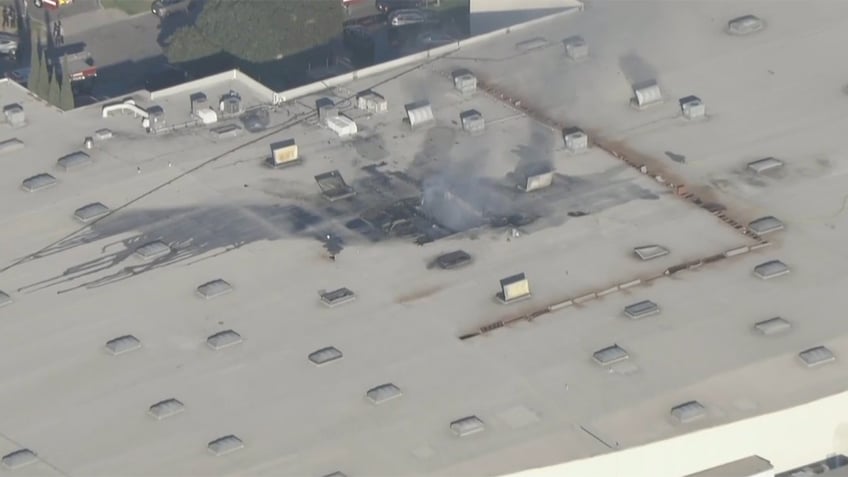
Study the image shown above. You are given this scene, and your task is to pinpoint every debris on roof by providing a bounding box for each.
[320,288,356,308]
[207,435,244,456]
[308,346,343,366]
[798,346,835,367]
[624,300,660,319]
[105,335,142,356]
[670,400,706,424]
[366,383,403,404]
[753,260,790,280]
[450,415,485,437]
[196,279,233,299]
[206,330,243,351]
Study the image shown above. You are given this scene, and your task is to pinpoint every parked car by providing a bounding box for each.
[0,33,18,58]
[376,0,424,14]
[416,31,454,48]
[388,8,431,27]
[151,0,195,18]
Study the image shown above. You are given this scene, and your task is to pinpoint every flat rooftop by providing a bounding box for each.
[0,1,847,475]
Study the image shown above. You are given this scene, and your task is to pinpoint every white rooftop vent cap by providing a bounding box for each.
[592,344,629,366]
[624,300,660,319]
[728,15,765,35]
[134,240,172,260]
[671,400,706,424]
[799,346,835,368]
[753,260,790,280]
[105,334,142,356]
[148,398,185,420]
[631,80,663,109]
[196,279,233,299]
[633,245,669,261]
[366,383,403,404]
[308,346,343,366]
[1,449,37,470]
[207,330,243,351]
[207,435,244,456]
[0,290,12,308]
[496,273,531,304]
[450,415,485,437]
[748,216,784,235]
[74,202,110,223]
[754,317,792,336]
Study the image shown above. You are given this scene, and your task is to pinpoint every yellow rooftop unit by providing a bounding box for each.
[266,139,301,168]
[496,273,531,304]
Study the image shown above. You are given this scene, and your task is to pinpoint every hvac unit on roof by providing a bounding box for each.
[266,139,301,168]
[190,92,207,114]
[562,35,588,60]
[452,70,477,96]
[3,103,25,127]
[356,90,387,113]
[517,164,554,192]
[326,116,358,137]
[460,110,484,134]
[630,80,663,109]
[562,127,588,152]
[405,101,435,129]
[316,97,338,120]
[219,90,242,115]
[496,273,531,304]
[679,95,705,119]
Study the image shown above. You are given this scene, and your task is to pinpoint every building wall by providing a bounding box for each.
[501,390,848,477]
[469,0,583,35]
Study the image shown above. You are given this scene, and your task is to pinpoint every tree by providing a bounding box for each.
[47,69,61,107]
[60,56,75,110]
[27,32,42,96]
[163,0,344,64]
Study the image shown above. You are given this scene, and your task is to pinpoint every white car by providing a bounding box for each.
[388,9,429,27]
[0,34,18,57]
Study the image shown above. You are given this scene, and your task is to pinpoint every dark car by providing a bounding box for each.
[376,0,425,13]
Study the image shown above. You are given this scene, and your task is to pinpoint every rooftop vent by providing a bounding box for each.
[679,95,706,120]
[748,216,784,235]
[190,92,207,114]
[366,383,403,404]
[315,170,356,201]
[517,165,554,192]
[624,300,660,319]
[405,101,435,129]
[57,151,92,171]
[460,110,485,134]
[563,127,588,152]
[799,346,835,367]
[634,245,670,261]
[207,435,244,456]
[105,334,142,355]
[206,330,243,350]
[747,157,783,174]
[266,139,301,169]
[452,70,477,95]
[323,472,347,477]
[754,317,792,335]
[563,35,588,60]
[753,260,790,280]
[728,15,764,35]
[134,240,171,260]
[308,346,343,366]
[94,128,113,141]
[3,103,25,127]
[148,398,185,420]
[0,138,24,155]
[21,173,57,192]
[671,400,706,424]
[592,344,630,365]
[0,290,11,308]
[1,449,37,470]
[450,415,485,437]
[219,90,242,115]
[631,80,663,109]
[356,90,387,113]
[147,105,165,127]
[515,37,548,52]
[73,202,110,223]
[196,279,233,299]
[316,97,338,120]
[326,116,358,137]
[496,273,531,304]
[320,287,356,307]
[434,250,472,270]
[210,124,243,139]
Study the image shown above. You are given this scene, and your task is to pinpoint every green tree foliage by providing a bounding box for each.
[163,0,344,64]
[27,32,42,96]
[60,56,75,110]
[47,69,61,107]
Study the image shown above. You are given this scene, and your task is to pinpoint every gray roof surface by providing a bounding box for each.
[0,1,847,475]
